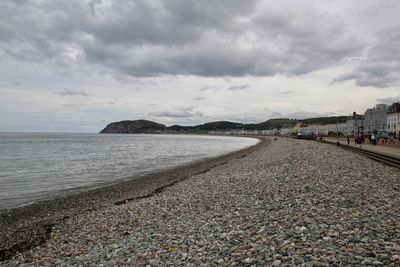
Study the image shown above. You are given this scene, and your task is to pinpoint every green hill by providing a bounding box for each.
[100,116,350,133]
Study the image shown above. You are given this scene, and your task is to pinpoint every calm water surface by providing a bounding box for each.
[0,133,258,210]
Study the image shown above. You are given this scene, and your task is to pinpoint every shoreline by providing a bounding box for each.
[0,133,259,212]
[2,137,400,265]
[0,136,269,261]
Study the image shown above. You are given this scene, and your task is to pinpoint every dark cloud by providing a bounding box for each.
[149,107,203,118]
[228,84,250,90]
[377,95,400,104]
[55,89,88,97]
[0,0,365,78]
[333,27,400,88]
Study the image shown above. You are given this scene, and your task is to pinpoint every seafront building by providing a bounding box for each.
[298,113,363,137]
[345,112,364,136]
[387,102,400,138]
[328,122,348,135]
[208,101,400,137]
[364,104,389,133]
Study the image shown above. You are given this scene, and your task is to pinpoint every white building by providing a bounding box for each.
[322,123,347,135]
[280,126,294,136]
[387,102,400,138]
[364,104,389,132]
[346,112,364,136]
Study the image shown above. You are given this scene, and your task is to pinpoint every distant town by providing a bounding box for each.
[101,101,400,140]
[209,102,400,139]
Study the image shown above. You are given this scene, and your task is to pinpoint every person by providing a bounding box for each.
[347,136,350,145]
[371,134,376,145]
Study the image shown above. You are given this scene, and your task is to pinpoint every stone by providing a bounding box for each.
[272,259,282,266]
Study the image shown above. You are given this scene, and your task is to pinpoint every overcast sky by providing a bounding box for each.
[1,0,400,132]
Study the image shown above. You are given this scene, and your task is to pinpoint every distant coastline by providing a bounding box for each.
[99,117,348,134]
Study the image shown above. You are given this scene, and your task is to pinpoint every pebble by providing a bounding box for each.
[2,138,399,266]
[272,259,281,266]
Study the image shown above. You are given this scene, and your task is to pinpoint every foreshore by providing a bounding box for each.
[0,136,266,262]
[2,137,400,266]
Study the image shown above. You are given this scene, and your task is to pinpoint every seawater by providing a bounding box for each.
[0,133,258,210]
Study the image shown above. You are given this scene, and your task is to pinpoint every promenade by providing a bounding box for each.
[2,138,399,266]
[325,137,400,159]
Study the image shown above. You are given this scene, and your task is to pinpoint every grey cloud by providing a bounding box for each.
[0,0,365,78]
[287,111,332,120]
[377,95,400,104]
[199,86,216,91]
[193,97,206,101]
[149,107,203,118]
[55,89,88,97]
[263,108,334,120]
[331,73,357,84]
[0,79,21,86]
[333,27,400,88]
[224,112,274,123]
[263,108,284,119]
[228,85,250,90]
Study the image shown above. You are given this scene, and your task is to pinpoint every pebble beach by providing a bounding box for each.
[1,137,400,266]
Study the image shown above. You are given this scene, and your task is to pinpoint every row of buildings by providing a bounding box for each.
[290,102,400,138]
[208,102,400,138]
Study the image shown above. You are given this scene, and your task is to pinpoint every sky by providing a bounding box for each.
[1,0,400,132]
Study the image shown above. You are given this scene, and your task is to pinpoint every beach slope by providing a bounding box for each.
[2,138,400,266]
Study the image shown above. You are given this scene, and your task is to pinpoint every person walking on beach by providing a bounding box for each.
[371,134,376,145]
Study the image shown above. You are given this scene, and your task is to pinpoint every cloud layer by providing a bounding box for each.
[1,1,400,132]
[333,27,400,88]
[1,0,364,78]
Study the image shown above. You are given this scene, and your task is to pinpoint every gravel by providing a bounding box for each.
[1,138,400,266]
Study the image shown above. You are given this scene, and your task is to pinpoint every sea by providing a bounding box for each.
[0,133,258,210]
